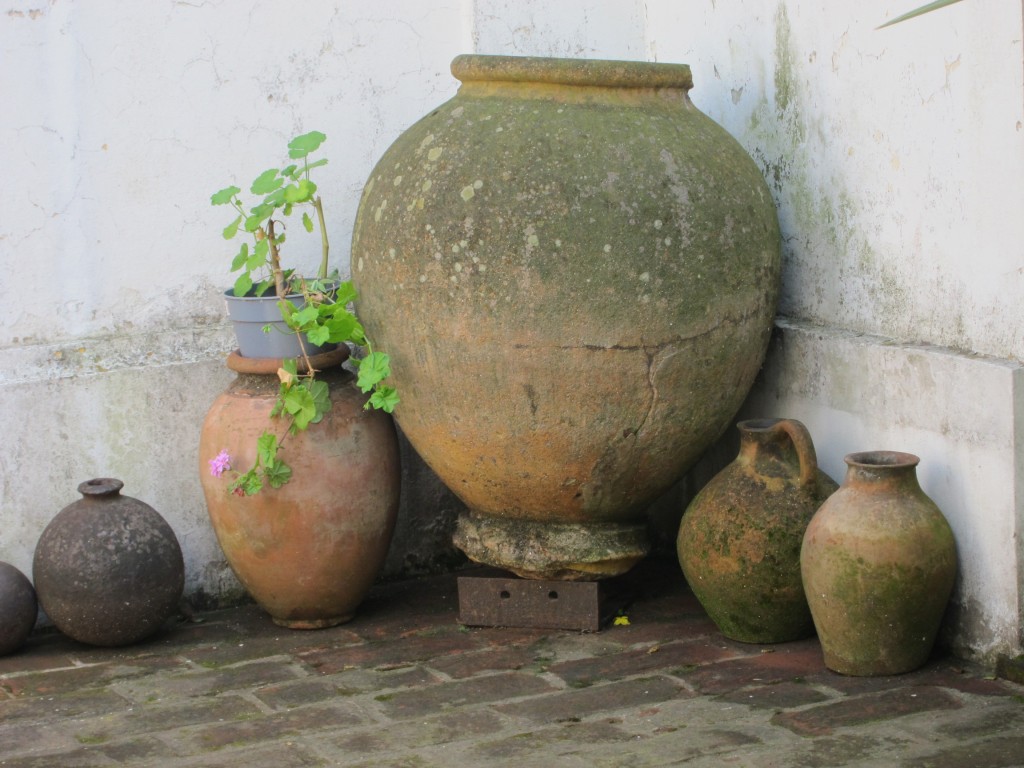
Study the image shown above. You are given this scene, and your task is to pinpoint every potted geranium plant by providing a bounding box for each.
[208,130,398,496]
[198,131,402,629]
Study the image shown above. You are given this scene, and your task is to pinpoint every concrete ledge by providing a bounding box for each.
[0,328,464,608]
[0,325,236,386]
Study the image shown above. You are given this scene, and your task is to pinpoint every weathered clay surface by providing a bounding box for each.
[352,55,780,579]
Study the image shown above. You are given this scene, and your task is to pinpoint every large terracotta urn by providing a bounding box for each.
[199,349,400,628]
[351,55,780,580]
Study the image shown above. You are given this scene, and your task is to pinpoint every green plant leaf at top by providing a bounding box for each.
[290,305,320,330]
[283,179,317,204]
[306,324,331,346]
[251,168,283,195]
[308,379,331,421]
[283,386,318,431]
[235,471,263,496]
[244,203,276,233]
[211,186,240,205]
[878,0,964,29]
[245,247,266,272]
[262,187,288,207]
[256,432,279,467]
[230,242,250,272]
[334,282,359,306]
[323,313,360,344]
[288,130,326,159]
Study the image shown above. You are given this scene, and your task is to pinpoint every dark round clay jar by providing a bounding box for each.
[0,561,37,655]
[33,479,184,647]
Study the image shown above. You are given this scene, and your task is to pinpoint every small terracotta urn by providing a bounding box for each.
[677,418,837,643]
[801,451,957,675]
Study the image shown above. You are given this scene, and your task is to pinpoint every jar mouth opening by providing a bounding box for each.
[78,478,124,496]
[737,418,781,432]
[845,451,920,469]
[451,54,693,91]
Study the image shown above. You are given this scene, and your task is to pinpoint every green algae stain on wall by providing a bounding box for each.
[736,2,916,327]
[772,4,806,144]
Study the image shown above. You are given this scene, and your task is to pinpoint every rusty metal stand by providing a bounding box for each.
[456,568,633,632]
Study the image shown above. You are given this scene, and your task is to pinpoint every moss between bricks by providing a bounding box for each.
[996,655,1024,686]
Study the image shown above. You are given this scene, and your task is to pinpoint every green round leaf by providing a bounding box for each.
[288,130,326,159]
[306,325,331,346]
[230,242,249,271]
[233,272,253,297]
[368,386,400,413]
[222,215,242,240]
[356,351,391,393]
[211,186,240,205]
[251,169,283,195]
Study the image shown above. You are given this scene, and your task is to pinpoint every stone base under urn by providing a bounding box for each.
[454,511,649,581]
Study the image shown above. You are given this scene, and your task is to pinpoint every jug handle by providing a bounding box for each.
[774,419,818,489]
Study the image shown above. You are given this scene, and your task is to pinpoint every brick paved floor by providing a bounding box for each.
[1,558,1022,767]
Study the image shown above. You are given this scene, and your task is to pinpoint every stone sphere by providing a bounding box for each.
[0,562,37,655]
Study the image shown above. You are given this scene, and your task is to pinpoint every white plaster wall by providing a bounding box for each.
[1,1,471,599]
[641,0,1024,661]
[2,1,469,348]
[647,1,1024,362]
[2,0,1021,659]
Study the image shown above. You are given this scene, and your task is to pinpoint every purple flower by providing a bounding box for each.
[209,450,231,478]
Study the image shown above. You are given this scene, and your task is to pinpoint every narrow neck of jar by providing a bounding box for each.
[735,419,784,457]
[78,478,124,499]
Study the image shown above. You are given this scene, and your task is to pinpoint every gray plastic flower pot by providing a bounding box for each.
[223,289,336,359]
